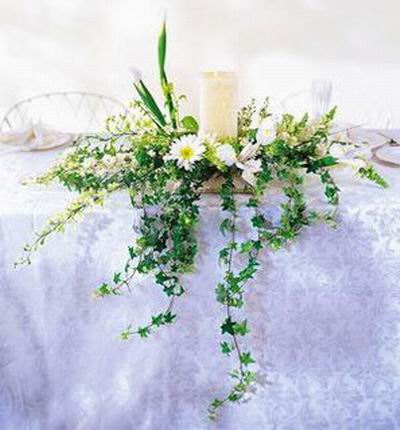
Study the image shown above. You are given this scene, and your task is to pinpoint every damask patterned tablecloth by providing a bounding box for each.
[0,134,400,430]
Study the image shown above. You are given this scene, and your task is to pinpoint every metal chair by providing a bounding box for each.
[1,92,127,133]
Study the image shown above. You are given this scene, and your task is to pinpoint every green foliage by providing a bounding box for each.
[358,164,389,188]
[134,80,167,128]
[181,115,199,133]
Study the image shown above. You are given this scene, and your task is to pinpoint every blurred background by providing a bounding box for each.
[1,0,399,127]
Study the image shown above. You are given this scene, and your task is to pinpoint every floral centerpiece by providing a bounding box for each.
[18,19,387,419]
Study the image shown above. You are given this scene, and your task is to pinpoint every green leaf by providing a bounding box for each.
[240,351,256,366]
[235,319,250,336]
[358,164,389,188]
[158,20,167,80]
[134,80,166,127]
[210,398,223,409]
[163,311,176,324]
[151,313,164,327]
[113,272,121,284]
[317,155,337,168]
[251,214,265,228]
[221,317,236,335]
[218,247,229,264]
[96,283,111,297]
[220,341,233,355]
[156,19,177,129]
[138,326,150,338]
[228,392,241,402]
[120,326,132,340]
[128,246,137,259]
[220,218,234,236]
[181,116,199,133]
[216,283,228,304]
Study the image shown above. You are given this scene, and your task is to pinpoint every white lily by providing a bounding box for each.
[239,140,261,161]
[235,141,262,186]
[237,158,262,186]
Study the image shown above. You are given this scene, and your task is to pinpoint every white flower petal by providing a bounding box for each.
[216,144,237,166]
[329,143,350,159]
[165,135,205,170]
[257,117,277,146]
[241,169,257,186]
[340,158,367,170]
[239,141,260,162]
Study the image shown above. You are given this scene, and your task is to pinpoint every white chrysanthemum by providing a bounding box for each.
[216,144,237,166]
[165,135,205,170]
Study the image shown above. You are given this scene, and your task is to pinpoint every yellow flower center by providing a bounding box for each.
[180,147,195,160]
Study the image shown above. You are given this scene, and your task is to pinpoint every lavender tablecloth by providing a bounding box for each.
[1,132,400,430]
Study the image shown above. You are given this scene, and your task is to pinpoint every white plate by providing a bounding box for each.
[374,143,400,165]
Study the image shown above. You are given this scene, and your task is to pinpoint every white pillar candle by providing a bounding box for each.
[200,71,238,138]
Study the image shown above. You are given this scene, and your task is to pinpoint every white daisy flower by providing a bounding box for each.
[216,144,237,166]
[165,135,205,170]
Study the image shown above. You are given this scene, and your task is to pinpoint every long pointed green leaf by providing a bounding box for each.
[157,19,177,129]
[134,80,166,126]
[158,20,167,81]
[134,87,164,131]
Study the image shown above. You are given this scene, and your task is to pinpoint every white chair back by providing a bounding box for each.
[1,92,127,133]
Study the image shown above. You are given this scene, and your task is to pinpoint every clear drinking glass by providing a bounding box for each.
[311,79,333,118]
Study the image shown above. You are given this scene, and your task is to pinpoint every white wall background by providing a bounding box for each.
[1,0,400,127]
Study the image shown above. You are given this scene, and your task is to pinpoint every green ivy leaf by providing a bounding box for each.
[151,313,164,327]
[181,116,199,133]
[113,272,122,284]
[234,319,250,336]
[138,326,150,338]
[240,351,256,366]
[96,283,111,297]
[220,341,233,355]
[163,311,177,324]
[221,317,236,335]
